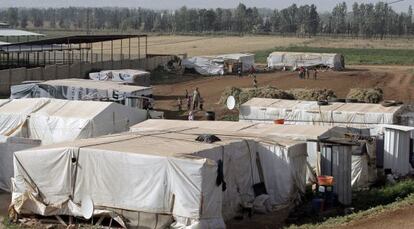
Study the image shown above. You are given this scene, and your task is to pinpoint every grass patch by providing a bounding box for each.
[287,179,414,228]
[288,193,414,229]
[220,114,239,121]
[254,46,414,65]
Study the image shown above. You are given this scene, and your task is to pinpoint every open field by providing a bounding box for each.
[153,64,414,120]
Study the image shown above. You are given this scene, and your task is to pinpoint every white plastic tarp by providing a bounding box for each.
[267,52,344,70]
[10,79,153,101]
[216,53,255,72]
[27,100,148,145]
[239,98,403,128]
[351,155,369,189]
[182,56,224,76]
[0,98,50,136]
[89,69,151,86]
[0,136,41,192]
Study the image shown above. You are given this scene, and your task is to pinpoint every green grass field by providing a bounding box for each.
[255,46,414,65]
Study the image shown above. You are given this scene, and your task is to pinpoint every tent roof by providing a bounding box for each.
[42,78,152,94]
[268,51,341,57]
[381,124,414,132]
[242,98,403,114]
[31,99,117,119]
[131,119,309,146]
[0,98,50,115]
[0,29,44,37]
[24,131,241,160]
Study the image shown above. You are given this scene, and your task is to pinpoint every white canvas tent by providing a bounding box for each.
[182,53,255,76]
[0,98,148,192]
[89,69,151,86]
[267,52,344,70]
[0,136,41,192]
[11,120,307,228]
[239,98,406,128]
[10,79,152,102]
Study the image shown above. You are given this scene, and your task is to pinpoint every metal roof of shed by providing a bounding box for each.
[0,29,44,37]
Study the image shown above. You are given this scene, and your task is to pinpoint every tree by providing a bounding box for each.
[308,4,320,35]
[7,8,19,27]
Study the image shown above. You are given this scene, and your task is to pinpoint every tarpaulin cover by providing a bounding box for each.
[89,69,151,86]
[182,53,255,76]
[10,79,152,101]
[0,136,41,192]
[240,98,404,128]
[12,120,308,228]
[182,56,224,76]
[0,98,147,192]
[267,52,344,70]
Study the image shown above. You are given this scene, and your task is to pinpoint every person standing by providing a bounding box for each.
[192,87,201,110]
[177,97,182,111]
[188,111,194,121]
[186,96,192,110]
[313,68,318,80]
[306,67,310,79]
[253,75,258,88]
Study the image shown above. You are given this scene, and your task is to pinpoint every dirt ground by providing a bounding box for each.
[336,204,414,229]
[92,35,414,57]
[153,65,414,120]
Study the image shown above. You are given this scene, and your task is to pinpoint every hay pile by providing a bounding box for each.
[288,89,336,101]
[347,88,383,103]
[220,86,336,106]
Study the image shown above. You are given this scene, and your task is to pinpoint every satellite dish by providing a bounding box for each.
[226,96,236,110]
[81,195,94,220]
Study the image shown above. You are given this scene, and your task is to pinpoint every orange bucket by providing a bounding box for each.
[274,119,285,124]
[317,176,334,186]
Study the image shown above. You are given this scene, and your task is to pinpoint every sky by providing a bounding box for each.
[1,0,412,12]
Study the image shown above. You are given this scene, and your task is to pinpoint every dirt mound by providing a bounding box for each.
[347,88,384,103]
[220,86,336,106]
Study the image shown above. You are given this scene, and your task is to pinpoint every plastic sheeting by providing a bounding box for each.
[351,155,369,189]
[89,69,151,86]
[0,136,41,192]
[267,52,344,70]
[182,56,224,76]
[239,98,404,128]
[10,79,152,102]
[182,53,255,76]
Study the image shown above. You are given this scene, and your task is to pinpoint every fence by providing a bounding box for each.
[0,55,174,96]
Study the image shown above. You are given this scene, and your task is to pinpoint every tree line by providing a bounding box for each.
[0,2,413,38]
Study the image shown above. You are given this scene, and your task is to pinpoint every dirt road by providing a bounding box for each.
[153,65,414,120]
[337,204,414,229]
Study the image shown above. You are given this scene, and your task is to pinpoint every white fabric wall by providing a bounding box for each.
[12,147,222,227]
[257,142,307,206]
[267,52,343,70]
[351,155,369,189]
[320,145,352,205]
[0,136,41,192]
[239,103,398,128]
[384,128,413,175]
[194,140,259,220]
[27,101,147,145]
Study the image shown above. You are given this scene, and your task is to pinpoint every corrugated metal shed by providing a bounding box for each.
[383,125,414,175]
[0,29,43,37]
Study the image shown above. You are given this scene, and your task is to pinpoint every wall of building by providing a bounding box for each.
[0,55,174,96]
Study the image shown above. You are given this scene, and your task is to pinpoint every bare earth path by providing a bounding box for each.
[153,65,414,120]
[336,204,414,229]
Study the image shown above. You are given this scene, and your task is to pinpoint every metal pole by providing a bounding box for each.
[138,37,140,59]
[128,38,131,60]
[120,39,123,63]
[145,36,147,57]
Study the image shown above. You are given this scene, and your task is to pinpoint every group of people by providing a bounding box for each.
[298,67,318,80]
[177,88,204,120]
